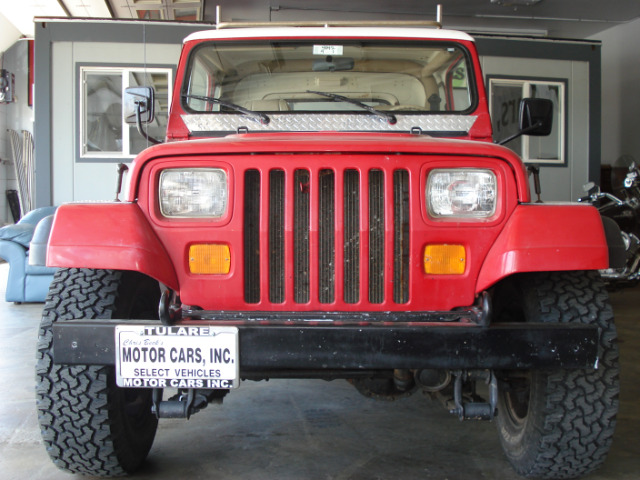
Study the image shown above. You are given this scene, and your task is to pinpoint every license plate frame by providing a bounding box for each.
[115,325,239,389]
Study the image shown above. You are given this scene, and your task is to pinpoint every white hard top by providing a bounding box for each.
[184,27,475,44]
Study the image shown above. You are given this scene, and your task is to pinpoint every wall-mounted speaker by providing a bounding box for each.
[0,69,15,103]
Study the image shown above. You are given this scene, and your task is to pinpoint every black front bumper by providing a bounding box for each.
[52,319,599,372]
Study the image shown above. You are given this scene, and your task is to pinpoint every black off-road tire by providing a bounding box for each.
[36,268,160,476]
[493,271,619,479]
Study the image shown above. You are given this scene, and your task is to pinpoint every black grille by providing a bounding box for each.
[243,170,260,303]
[294,169,310,303]
[393,170,410,304]
[269,170,285,303]
[368,170,385,303]
[243,167,410,305]
[318,169,335,303]
[344,169,360,304]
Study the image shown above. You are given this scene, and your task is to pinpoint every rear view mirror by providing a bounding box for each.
[124,86,155,125]
[519,98,553,136]
[313,56,355,72]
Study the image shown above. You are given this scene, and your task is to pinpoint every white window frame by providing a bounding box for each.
[488,77,566,165]
[80,66,173,159]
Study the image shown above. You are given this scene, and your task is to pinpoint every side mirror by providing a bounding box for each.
[497,98,553,146]
[519,98,553,136]
[124,86,155,125]
[124,86,161,145]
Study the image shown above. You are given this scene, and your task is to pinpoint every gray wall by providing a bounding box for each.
[34,20,206,208]
[475,36,601,202]
[50,41,181,204]
[480,55,589,201]
[34,21,601,206]
[590,17,640,166]
[0,40,33,224]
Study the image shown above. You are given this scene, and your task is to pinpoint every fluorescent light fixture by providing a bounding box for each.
[490,0,543,6]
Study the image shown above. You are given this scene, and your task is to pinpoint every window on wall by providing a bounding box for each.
[80,67,172,158]
[112,1,202,21]
[488,77,566,165]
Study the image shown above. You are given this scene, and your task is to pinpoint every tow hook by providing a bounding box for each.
[478,291,492,327]
[152,388,228,419]
[159,288,181,326]
[449,370,498,421]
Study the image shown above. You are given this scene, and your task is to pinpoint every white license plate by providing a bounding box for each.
[115,325,239,389]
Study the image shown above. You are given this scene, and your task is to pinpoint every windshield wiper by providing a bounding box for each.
[182,94,270,125]
[306,90,397,125]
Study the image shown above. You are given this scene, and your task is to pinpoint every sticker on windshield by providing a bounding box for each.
[313,45,343,56]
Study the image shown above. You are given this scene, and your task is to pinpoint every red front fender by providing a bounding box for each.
[476,203,608,292]
[47,203,178,290]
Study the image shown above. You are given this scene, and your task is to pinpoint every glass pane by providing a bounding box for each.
[137,10,163,20]
[173,8,199,21]
[129,71,170,155]
[184,41,475,113]
[185,58,216,111]
[84,72,122,153]
[529,83,562,161]
[490,82,522,154]
[449,57,471,111]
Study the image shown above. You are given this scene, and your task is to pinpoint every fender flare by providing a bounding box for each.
[47,203,178,290]
[600,215,626,269]
[476,203,609,292]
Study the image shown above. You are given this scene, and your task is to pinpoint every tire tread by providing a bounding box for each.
[36,268,157,476]
[497,271,619,479]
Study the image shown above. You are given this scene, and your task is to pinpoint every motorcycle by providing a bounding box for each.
[579,155,640,287]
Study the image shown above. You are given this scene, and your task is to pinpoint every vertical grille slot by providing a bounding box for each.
[343,169,360,304]
[269,170,285,303]
[368,170,385,303]
[294,169,310,303]
[393,170,410,304]
[318,169,335,303]
[244,170,261,303]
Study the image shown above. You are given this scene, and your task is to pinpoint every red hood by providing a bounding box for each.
[126,131,528,201]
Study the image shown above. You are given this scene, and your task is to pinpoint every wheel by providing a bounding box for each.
[493,271,619,479]
[36,268,161,476]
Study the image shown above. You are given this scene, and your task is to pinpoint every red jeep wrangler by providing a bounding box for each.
[36,21,619,479]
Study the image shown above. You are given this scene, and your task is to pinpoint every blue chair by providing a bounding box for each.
[0,206,58,302]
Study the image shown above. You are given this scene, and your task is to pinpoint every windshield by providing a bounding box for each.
[182,40,475,115]
[611,154,638,192]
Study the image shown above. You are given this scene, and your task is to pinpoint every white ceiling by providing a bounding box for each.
[1,0,640,53]
[2,0,68,34]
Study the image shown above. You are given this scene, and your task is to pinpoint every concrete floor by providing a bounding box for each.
[0,262,638,480]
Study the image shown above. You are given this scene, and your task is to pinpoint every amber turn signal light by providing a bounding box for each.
[423,244,466,275]
[189,244,231,274]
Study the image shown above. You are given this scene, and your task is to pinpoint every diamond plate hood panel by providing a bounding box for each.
[181,113,477,134]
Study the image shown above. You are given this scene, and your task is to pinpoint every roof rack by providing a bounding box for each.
[215,5,443,30]
[215,20,442,29]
